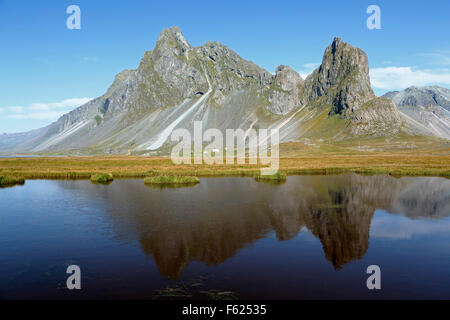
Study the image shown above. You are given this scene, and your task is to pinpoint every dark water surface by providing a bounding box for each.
[1,174,449,299]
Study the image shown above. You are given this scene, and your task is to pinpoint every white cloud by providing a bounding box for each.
[29,98,92,111]
[370,66,450,90]
[298,62,320,79]
[302,62,319,69]
[2,97,92,121]
[370,211,450,240]
[7,111,67,120]
[8,106,24,113]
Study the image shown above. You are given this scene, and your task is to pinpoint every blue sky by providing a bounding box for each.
[0,0,449,133]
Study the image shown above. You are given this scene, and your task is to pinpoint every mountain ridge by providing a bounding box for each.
[0,26,448,154]
[383,86,450,139]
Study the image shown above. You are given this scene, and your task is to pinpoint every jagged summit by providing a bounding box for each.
[152,26,191,60]
[0,29,445,155]
[299,37,402,136]
[305,37,374,114]
[267,65,303,114]
[156,26,191,50]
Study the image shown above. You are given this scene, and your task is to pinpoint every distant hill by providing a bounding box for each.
[383,86,450,139]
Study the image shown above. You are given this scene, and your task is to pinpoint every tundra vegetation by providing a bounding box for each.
[0,139,449,180]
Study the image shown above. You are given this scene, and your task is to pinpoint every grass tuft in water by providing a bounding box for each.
[144,175,200,185]
[153,286,192,299]
[254,171,286,182]
[90,173,114,184]
[200,290,239,300]
[0,175,25,187]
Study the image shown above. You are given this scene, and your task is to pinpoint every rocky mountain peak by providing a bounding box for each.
[142,26,207,100]
[304,37,375,119]
[267,65,304,114]
[330,36,343,50]
[152,26,191,61]
[274,65,304,90]
[157,26,190,48]
[319,37,371,97]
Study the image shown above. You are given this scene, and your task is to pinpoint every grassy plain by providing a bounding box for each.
[0,139,449,180]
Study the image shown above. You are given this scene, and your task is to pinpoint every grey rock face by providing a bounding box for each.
[268,65,304,114]
[195,41,272,105]
[304,37,374,116]
[348,97,402,136]
[150,26,207,99]
[383,86,450,138]
[384,86,450,112]
[301,37,402,136]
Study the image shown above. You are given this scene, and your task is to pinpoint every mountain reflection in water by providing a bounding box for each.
[54,174,449,279]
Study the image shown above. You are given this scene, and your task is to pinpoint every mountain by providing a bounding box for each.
[0,27,444,155]
[384,86,450,111]
[301,37,401,137]
[383,86,450,139]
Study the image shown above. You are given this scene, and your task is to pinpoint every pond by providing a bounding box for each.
[1,174,449,299]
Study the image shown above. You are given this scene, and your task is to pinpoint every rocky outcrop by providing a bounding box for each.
[304,37,374,113]
[267,65,304,114]
[347,97,402,136]
[302,37,402,136]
